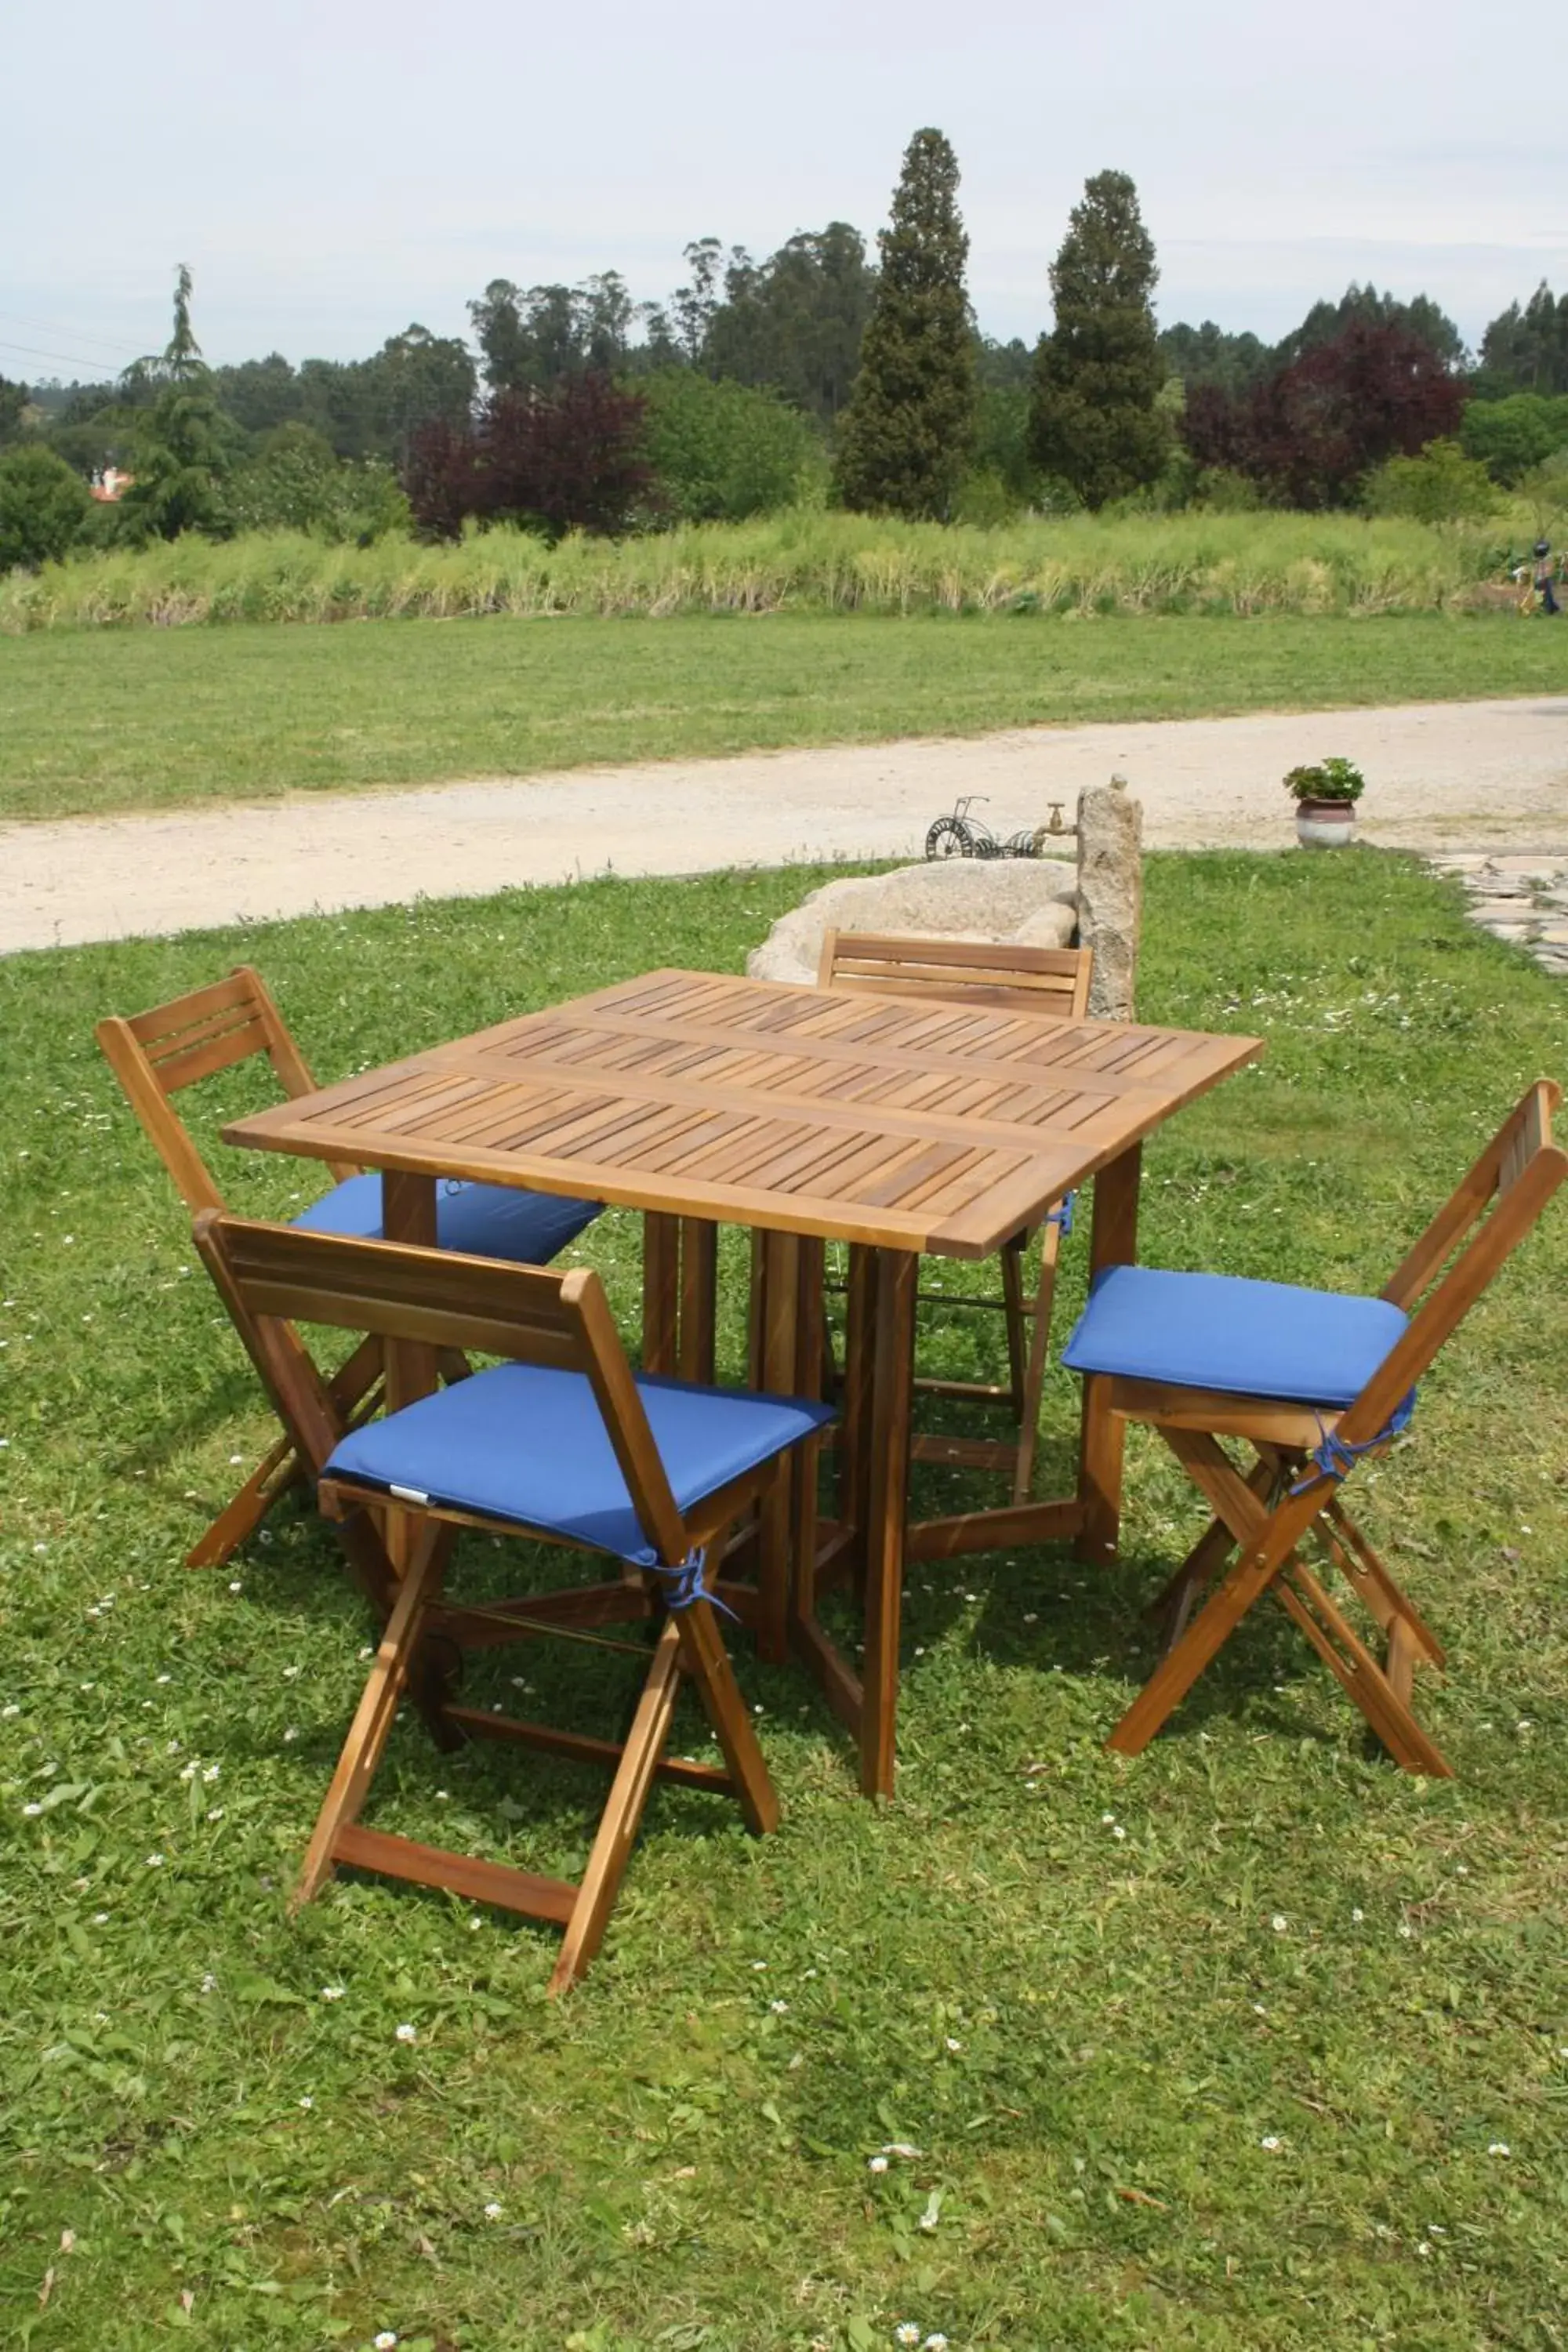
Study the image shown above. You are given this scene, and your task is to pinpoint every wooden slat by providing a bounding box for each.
[443,1705,735,1795]
[332,1824,579,1922]
[906,1497,1083,1560]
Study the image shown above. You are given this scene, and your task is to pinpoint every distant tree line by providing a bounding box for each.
[4,150,1568,568]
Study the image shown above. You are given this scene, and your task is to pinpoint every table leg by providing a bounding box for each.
[789,1236,826,1632]
[641,1212,681,1375]
[754,1229,801,1664]
[380,1172,440,1574]
[677,1218,719,1386]
[1075,1140,1142,1564]
[838,1244,877,1585]
[860,1247,916,1798]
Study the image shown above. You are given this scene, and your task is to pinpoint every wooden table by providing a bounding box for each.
[225,970,1261,1796]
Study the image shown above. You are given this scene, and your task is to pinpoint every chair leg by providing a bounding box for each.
[674,1586,781,1838]
[292,1517,450,1910]
[1145,1456,1277,1647]
[1108,1428,1297,1756]
[1274,1559,1452,1777]
[1321,1501,1446,1669]
[549,1618,685,1995]
[187,1333,386,1570]
[1109,1537,1284,1757]
[183,1432,301,1568]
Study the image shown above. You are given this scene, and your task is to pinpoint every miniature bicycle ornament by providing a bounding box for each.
[924,795,1076,861]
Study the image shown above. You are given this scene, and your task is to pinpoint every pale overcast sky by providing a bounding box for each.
[5,0,1564,379]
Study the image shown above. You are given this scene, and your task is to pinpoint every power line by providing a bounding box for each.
[0,335,130,376]
[0,309,135,359]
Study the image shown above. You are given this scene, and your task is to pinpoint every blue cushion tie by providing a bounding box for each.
[1045,1191,1076,1236]
[1291,1392,1416,1495]
[649,1544,738,1622]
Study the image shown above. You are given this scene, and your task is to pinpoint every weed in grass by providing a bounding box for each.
[0,853,1565,2348]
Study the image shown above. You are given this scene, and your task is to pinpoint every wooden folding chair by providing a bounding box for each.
[818,931,1094,1500]
[97,967,599,1567]
[191,1211,832,1991]
[1059,1082,1566,1774]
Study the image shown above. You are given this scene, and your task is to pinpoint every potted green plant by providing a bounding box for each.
[1283,756,1365,848]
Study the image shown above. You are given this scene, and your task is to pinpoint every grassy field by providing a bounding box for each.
[3,612,1566,824]
[2,852,1566,2351]
[0,514,1527,633]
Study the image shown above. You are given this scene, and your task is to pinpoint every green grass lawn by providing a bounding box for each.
[2,853,1566,2352]
[2,612,1565,824]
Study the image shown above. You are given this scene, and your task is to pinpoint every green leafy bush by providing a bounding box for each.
[639,370,824,522]
[1363,439,1497,524]
[1460,392,1568,485]
[227,424,410,541]
[950,466,1027,526]
[0,442,93,571]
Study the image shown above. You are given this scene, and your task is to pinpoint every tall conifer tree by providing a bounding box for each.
[834,129,975,517]
[1029,171,1168,507]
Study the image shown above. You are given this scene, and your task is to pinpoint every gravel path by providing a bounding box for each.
[3,694,1565,954]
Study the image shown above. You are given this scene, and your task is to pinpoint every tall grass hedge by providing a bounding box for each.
[0,510,1524,630]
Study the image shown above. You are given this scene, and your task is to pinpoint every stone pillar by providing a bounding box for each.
[1076,774,1143,1022]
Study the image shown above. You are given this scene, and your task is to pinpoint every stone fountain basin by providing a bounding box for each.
[746,858,1079,989]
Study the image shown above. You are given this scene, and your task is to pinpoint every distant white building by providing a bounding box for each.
[90,466,133,503]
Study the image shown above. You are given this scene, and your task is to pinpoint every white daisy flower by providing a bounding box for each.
[395,2023,417,2044]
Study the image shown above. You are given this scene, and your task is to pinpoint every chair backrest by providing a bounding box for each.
[818,930,1094,1020]
[192,1212,690,1567]
[96,966,355,1214]
[1336,1080,1566,1456]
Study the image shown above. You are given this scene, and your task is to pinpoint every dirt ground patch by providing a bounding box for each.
[3,694,1564,953]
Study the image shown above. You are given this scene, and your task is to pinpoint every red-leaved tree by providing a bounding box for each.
[402,418,480,543]
[405,373,651,540]
[1181,323,1465,507]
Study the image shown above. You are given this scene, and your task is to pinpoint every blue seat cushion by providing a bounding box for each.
[1061,1265,1409,1408]
[324,1362,835,1566]
[292,1174,599,1266]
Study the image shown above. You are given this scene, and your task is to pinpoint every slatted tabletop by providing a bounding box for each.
[224,970,1261,1255]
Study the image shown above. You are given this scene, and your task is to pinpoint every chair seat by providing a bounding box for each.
[325,1363,834,1565]
[293,1174,599,1266]
[1061,1265,1409,1407]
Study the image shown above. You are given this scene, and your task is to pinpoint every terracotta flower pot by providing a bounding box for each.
[1294,797,1357,848]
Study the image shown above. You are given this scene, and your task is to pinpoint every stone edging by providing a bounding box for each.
[1425,854,1568,981]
